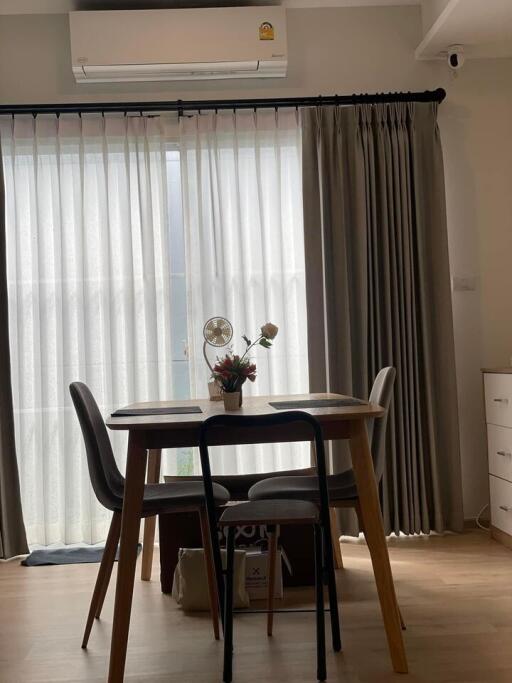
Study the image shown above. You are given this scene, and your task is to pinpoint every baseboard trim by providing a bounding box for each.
[491,525,512,550]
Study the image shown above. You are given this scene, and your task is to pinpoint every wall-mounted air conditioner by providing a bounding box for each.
[69,7,287,83]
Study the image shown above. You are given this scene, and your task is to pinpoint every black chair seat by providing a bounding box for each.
[248,470,357,503]
[219,499,319,527]
[140,481,230,516]
[164,467,316,501]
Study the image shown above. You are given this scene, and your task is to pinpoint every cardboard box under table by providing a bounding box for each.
[159,472,315,595]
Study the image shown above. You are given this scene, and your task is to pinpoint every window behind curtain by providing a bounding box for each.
[180,109,310,476]
[166,147,194,475]
[0,110,308,547]
[1,114,177,545]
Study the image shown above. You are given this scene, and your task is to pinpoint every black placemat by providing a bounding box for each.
[269,398,366,410]
[111,406,202,417]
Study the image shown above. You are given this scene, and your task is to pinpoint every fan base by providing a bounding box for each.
[208,381,223,401]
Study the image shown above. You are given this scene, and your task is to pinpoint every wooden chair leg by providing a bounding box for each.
[95,513,122,620]
[141,449,162,581]
[82,512,121,649]
[329,507,343,569]
[266,525,279,636]
[199,507,220,640]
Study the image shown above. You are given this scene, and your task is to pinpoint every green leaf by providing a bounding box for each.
[259,338,272,349]
[242,335,251,346]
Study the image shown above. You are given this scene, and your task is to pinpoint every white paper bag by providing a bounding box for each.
[172,547,250,611]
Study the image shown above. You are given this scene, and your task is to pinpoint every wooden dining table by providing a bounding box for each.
[106,392,408,682]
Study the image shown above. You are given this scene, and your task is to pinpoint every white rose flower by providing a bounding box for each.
[261,322,278,340]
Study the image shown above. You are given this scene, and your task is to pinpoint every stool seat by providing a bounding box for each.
[248,470,357,503]
[219,499,319,527]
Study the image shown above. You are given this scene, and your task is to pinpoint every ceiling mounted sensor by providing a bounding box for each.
[69,7,287,83]
[447,45,465,71]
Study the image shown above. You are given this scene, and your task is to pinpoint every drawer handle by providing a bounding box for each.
[493,398,509,404]
[497,450,512,457]
[499,505,512,512]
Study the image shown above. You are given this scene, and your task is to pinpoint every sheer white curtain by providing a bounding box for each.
[0,113,175,546]
[180,108,309,474]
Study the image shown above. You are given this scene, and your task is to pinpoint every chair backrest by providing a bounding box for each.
[198,411,332,526]
[69,382,124,512]
[367,366,396,483]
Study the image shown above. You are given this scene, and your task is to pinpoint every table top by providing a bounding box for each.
[107,392,384,432]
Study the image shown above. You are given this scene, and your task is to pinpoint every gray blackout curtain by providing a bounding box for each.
[0,142,28,559]
[302,102,463,535]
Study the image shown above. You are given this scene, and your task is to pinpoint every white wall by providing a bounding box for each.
[1,5,511,519]
[439,60,512,519]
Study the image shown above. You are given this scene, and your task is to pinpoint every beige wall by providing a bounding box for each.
[1,6,511,519]
[439,60,512,520]
[420,0,452,34]
[0,7,440,102]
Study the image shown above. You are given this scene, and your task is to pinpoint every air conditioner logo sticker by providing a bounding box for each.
[259,22,275,41]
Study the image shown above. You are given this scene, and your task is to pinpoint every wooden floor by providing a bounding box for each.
[1,529,511,682]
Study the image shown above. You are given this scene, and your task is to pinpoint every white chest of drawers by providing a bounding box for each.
[483,368,512,547]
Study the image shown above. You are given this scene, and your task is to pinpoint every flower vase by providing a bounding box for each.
[223,391,241,411]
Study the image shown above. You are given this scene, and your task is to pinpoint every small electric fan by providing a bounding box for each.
[203,317,233,399]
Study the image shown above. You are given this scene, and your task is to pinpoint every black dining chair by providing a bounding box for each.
[198,411,342,683]
[69,381,230,646]
[247,367,397,613]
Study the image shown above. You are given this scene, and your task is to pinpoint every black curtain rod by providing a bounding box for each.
[0,88,445,117]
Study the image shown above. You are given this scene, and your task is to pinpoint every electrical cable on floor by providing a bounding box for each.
[476,503,490,531]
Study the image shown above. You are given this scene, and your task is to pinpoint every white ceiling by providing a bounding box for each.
[416,0,512,60]
[0,0,420,14]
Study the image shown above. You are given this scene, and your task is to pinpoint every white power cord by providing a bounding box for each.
[476,503,490,531]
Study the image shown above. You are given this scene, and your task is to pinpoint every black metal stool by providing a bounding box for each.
[198,411,342,683]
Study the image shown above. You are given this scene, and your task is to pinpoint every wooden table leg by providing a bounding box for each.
[141,449,162,581]
[349,419,408,674]
[108,434,148,683]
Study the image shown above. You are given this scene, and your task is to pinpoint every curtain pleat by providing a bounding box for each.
[0,138,29,559]
[180,108,310,475]
[0,114,174,546]
[302,102,463,535]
